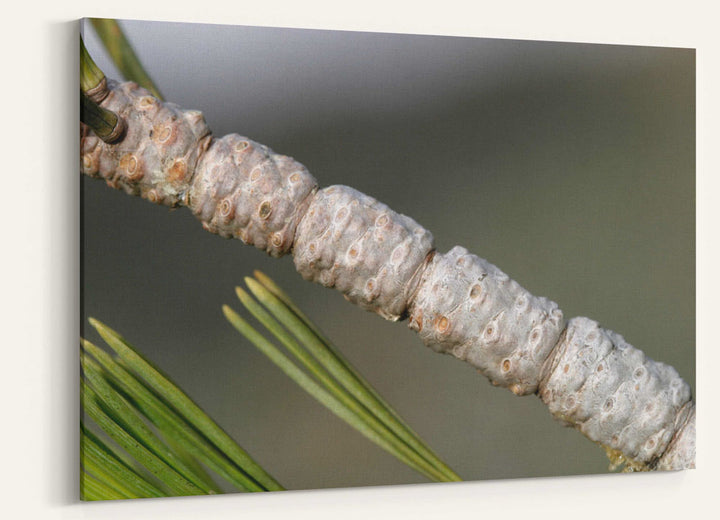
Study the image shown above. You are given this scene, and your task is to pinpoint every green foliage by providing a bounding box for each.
[80,319,283,501]
[81,273,461,500]
[225,272,461,482]
[89,18,164,99]
[81,21,461,499]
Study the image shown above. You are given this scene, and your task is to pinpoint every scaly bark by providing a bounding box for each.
[81,79,695,471]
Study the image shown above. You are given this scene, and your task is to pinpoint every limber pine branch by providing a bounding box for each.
[80,78,695,472]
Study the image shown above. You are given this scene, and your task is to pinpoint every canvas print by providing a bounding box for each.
[79,18,695,500]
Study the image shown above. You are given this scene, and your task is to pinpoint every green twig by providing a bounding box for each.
[80,91,125,143]
[80,35,106,99]
[81,35,124,143]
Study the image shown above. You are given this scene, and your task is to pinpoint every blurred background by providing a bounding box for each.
[80,19,694,490]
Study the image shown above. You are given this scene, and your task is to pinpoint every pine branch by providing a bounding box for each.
[82,80,694,472]
[79,42,694,471]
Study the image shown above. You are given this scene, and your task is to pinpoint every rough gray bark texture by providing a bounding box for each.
[537,317,693,466]
[409,246,565,397]
[188,133,317,257]
[294,185,434,321]
[81,80,695,471]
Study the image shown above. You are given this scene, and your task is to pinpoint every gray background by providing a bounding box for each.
[80,19,695,491]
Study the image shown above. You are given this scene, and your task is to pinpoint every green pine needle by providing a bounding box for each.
[81,426,167,498]
[81,472,127,501]
[89,18,163,99]
[251,270,437,451]
[222,304,439,480]
[80,320,283,500]
[225,272,462,483]
[81,380,204,496]
[81,339,263,493]
[82,356,216,494]
[87,318,282,492]
[81,272,462,501]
